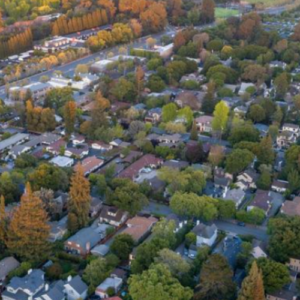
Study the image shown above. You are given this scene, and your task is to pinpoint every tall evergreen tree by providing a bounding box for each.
[190,121,198,141]
[6,183,50,261]
[68,165,91,229]
[0,195,7,249]
[238,261,265,300]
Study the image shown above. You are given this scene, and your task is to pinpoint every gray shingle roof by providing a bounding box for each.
[67,275,88,294]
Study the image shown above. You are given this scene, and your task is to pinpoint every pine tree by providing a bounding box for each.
[6,183,50,261]
[68,165,91,229]
[136,66,144,101]
[238,261,265,300]
[190,121,198,140]
[64,101,77,135]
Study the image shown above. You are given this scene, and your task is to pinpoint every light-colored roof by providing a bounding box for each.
[0,133,29,152]
[50,156,74,167]
[281,197,300,217]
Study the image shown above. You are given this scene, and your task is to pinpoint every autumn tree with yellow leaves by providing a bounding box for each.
[6,183,50,261]
[68,166,91,232]
[64,101,77,135]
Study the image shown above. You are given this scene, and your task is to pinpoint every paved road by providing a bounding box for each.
[214,220,268,241]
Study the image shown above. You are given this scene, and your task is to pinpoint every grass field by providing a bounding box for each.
[215,8,240,19]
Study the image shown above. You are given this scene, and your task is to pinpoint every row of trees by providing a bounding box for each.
[52,10,108,36]
[0,28,33,59]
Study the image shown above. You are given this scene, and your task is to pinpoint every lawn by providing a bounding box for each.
[215,8,240,19]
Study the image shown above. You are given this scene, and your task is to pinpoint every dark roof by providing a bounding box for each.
[100,205,128,223]
[252,190,272,211]
[192,223,217,238]
[162,160,189,170]
[67,275,88,294]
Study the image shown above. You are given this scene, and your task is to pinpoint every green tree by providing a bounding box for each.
[212,100,229,136]
[162,103,177,122]
[154,249,191,277]
[274,72,289,99]
[129,263,193,300]
[256,257,291,293]
[257,172,272,190]
[288,169,300,192]
[195,254,236,300]
[268,216,300,262]
[152,218,177,248]
[225,149,254,174]
[217,199,236,219]
[238,261,265,300]
[229,123,260,145]
[248,104,266,123]
[110,233,135,261]
[107,178,148,216]
[83,257,110,287]
[257,135,275,165]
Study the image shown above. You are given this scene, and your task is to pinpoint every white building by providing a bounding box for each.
[192,223,218,247]
[95,276,123,298]
[50,156,74,167]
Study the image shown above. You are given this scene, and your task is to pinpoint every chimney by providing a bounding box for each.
[45,284,49,291]
[28,269,32,275]
[67,275,72,282]
[196,220,200,225]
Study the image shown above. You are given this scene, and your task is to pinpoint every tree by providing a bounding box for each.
[6,183,50,261]
[136,66,145,100]
[268,216,300,262]
[129,263,193,300]
[212,100,229,136]
[155,248,190,277]
[257,171,272,190]
[158,167,206,195]
[165,122,186,134]
[225,149,254,174]
[185,142,204,164]
[242,64,268,85]
[107,178,148,216]
[190,121,198,141]
[140,3,167,33]
[248,104,266,123]
[288,169,300,193]
[257,135,274,165]
[256,258,291,293]
[170,192,219,221]
[236,207,265,225]
[200,0,215,24]
[152,218,177,248]
[238,261,265,300]
[229,123,260,145]
[195,254,236,300]
[64,101,76,135]
[83,257,110,287]
[208,145,224,167]
[217,200,236,219]
[274,72,289,99]
[162,103,177,122]
[292,21,300,41]
[0,195,7,249]
[75,64,88,75]
[68,165,91,229]
[110,233,134,261]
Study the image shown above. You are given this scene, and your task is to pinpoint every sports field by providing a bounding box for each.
[215,8,240,19]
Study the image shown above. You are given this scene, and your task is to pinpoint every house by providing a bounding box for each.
[65,226,104,255]
[123,216,158,243]
[192,223,218,247]
[222,188,245,208]
[162,160,189,170]
[254,123,269,138]
[46,139,67,155]
[34,280,65,300]
[248,190,272,215]
[118,154,163,181]
[75,156,104,176]
[72,134,85,145]
[35,36,84,52]
[91,244,110,257]
[238,82,255,96]
[90,197,103,217]
[269,60,287,69]
[99,205,129,227]
[2,269,45,300]
[0,257,20,285]
[65,145,89,159]
[236,169,259,191]
[0,133,29,153]
[95,275,123,298]
[91,141,113,151]
[195,115,213,133]
[287,257,300,272]
[281,197,300,217]
[271,180,288,193]
[234,105,248,117]
[276,131,296,148]
[64,275,88,300]
[174,91,203,110]
[9,144,31,159]
[214,167,233,189]
[145,107,162,123]
[252,239,267,259]
[282,123,300,137]
[49,216,68,242]
[50,156,74,167]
